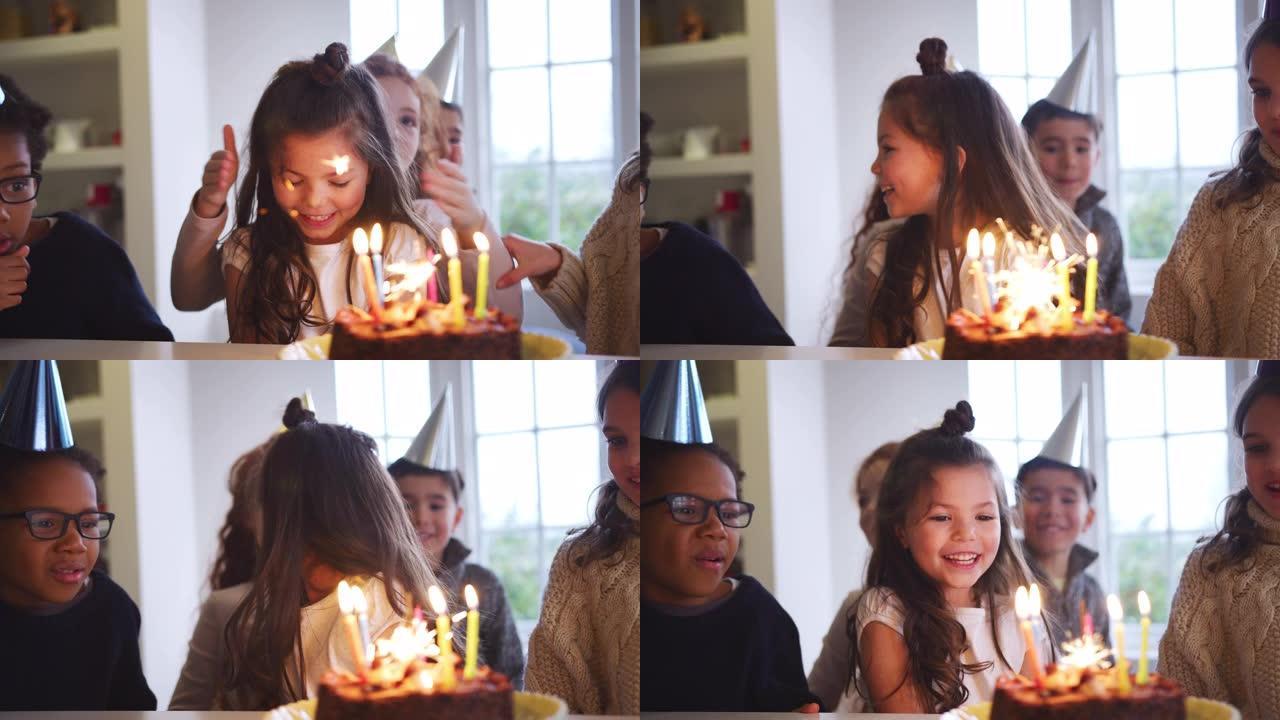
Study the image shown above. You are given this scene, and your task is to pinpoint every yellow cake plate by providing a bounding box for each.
[264,690,569,719]
[894,333,1179,360]
[278,332,572,360]
[940,696,1241,720]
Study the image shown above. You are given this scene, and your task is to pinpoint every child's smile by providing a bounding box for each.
[1242,394,1280,519]
[397,472,462,564]
[871,112,944,219]
[272,129,370,245]
[900,464,1001,608]
[1019,467,1093,557]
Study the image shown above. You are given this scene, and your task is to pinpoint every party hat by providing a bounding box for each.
[401,385,457,471]
[641,361,713,444]
[1045,31,1098,116]
[1040,388,1085,466]
[368,35,399,62]
[423,25,464,104]
[0,361,74,451]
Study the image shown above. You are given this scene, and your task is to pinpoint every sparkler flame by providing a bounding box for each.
[323,154,352,175]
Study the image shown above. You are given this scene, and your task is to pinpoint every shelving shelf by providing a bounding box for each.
[640,35,749,72]
[0,27,121,66]
[43,146,125,171]
[650,152,753,179]
[65,394,107,424]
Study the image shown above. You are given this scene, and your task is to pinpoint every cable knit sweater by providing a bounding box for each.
[1143,142,1280,356]
[532,167,640,357]
[1158,499,1280,720]
[525,491,639,715]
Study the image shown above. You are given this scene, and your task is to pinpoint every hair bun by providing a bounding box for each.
[311,42,351,86]
[940,400,976,436]
[917,37,949,75]
[282,397,317,430]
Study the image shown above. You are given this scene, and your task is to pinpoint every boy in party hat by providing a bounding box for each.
[387,385,524,686]
[0,361,156,710]
[1021,33,1131,324]
[640,360,820,712]
[1014,389,1110,646]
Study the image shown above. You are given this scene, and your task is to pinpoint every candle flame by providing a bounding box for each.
[1059,633,1112,671]
[1107,593,1124,622]
[966,229,980,259]
[337,579,353,614]
[428,585,448,615]
[473,232,489,253]
[353,227,369,255]
[1050,233,1066,262]
[1029,584,1042,615]
[370,223,384,255]
[351,584,368,614]
[323,154,351,175]
[465,584,478,610]
[981,231,996,259]
[441,228,458,258]
[417,669,434,690]
[385,259,437,298]
[1015,585,1029,620]
[1137,590,1150,617]
[1086,233,1098,257]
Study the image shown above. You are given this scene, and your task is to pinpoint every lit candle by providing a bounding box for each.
[351,583,371,664]
[1050,233,1073,330]
[1080,598,1094,638]
[441,228,464,329]
[337,580,367,669]
[1107,594,1131,693]
[428,585,455,690]
[464,584,480,679]
[1015,586,1046,683]
[352,228,384,322]
[966,229,992,316]
[1137,590,1151,685]
[1083,233,1099,323]
[370,223,385,297]
[981,230,997,297]
[474,233,491,319]
[427,251,440,303]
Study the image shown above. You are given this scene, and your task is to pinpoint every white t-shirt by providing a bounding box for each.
[289,575,404,702]
[221,222,429,338]
[848,586,1046,711]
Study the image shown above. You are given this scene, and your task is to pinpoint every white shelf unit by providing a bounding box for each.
[0,26,121,64]
[649,152,754,180]
[640,33,748,71]
[43,146,125,171]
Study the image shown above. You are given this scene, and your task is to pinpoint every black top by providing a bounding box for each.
[641,575,820,712]
[0,212,173,341]
[0,570,157,710]
[437,538,526,688]
[641,222,794,346]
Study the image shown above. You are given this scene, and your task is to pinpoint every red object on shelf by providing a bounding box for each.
[111,129,122,146]
[86,183,113,208]
[740,137,751,153]
[715,190,742,213]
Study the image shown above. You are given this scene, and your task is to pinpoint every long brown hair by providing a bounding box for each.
[571,361,641,567]
[228,43,437,343]
[1213,19,1280,210]
[848,401,1045,712]
[850,38,1085,346]
[362,53,448,188]
[209,441,271,590]
[1199,373,1280,573]
[218,398,436,708]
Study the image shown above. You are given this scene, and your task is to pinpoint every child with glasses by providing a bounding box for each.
[0,74,171,341]
[0,443,157,710]
[639,437,820,713]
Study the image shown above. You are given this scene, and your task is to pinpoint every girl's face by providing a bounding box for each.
[640,450,740,606]
[1018,467,1094,558]
[1242,393,1280,519]
[1030,118,1100,208]
[0,458,99,609]
[397,472,462,563]
[376,76,422,174]
[898,464,1001,608]
[603,388,640,507]
[273,129,371,245]
[856,458,890,547]
[0,132,37,256]
[871,111,944,219]
[1250,42,1280,155]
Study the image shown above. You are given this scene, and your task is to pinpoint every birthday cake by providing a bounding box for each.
[942,306,1128,360]
[315,660,514,720]
[329,299,521,360]
[991,669,1185,720]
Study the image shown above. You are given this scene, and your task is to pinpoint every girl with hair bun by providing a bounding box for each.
[830,37,1087,347]
[847,401,1049,713]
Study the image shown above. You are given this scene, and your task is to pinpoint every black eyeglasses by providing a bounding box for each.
[0,510,114,540]
[640,178,650,206]
[0,173,41,204]
[641,493,755,528]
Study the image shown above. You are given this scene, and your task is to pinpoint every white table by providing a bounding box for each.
[642,345,901,360]
[0,339,284,359]
[643,713,937,719]
[0,714,625,720]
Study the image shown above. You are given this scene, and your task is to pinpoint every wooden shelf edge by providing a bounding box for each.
[43,146,125,171]
[641,35,749,71]
[0,27,121,64]
[650,153,753,179]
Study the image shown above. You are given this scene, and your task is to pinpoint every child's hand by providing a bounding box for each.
[792,702,820,713]
[195,124,239,219]
[0,244,30,311]
[495,233,562,288]
[420,159,485,239]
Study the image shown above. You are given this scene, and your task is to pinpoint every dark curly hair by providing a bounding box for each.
[1014,455,1098,504]
[209,440,271,591]
[0,74,52,171]
[1212,19,1280,211]
[568,361,641,567]
[1020,99,1103,140]
[620,113,652,194]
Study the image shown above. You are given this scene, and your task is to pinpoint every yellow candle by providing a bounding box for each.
[1137,591,1151,685]
[1050,233,1073,330]
[442,229,465,329]
[966,229,991,316]
[1015,586,1046,682]
[474,232,490,319]
[463,584,480,679]
[337,580,367,669]
[1083,233,1099,323]
[352,228,384,322]
[428,585,455,690]
[1108,594,1131,693]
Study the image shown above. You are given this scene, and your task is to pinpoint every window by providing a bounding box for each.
[978,0,1074,119]
[484,0,617,252]
[967,361,1065,500]
[350,0,447,73]
[1112,0,1242,265]
[334,361,434,461]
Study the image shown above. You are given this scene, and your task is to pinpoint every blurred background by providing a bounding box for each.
[640,0,1258,344]
[0,359,612,707]
[0,0,638,341]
